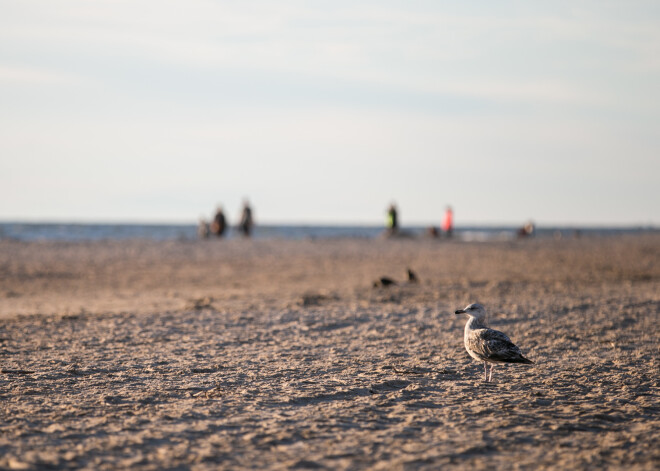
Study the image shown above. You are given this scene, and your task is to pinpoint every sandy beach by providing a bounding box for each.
[1,234,658,470]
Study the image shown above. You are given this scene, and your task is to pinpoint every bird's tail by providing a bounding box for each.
[510,356,534,364]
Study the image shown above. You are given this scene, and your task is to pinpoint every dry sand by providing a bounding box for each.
[0,234,658,470]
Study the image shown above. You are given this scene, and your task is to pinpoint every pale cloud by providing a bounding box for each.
[3,1,657,109]
[0,65,89,86]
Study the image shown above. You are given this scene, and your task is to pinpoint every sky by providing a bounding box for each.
[1,1,659,226]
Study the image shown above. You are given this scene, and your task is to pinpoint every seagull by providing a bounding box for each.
[455,303,533,382]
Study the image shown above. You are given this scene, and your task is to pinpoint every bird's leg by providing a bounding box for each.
[483,362,488,381]
[488,364,494,382]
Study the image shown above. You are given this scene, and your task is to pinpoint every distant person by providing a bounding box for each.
[517,220,535,238]
[238,200,254,237]
[211,206,227,237]
[197,218,210,239]
[386,203,399,235]
[443,206,454,237]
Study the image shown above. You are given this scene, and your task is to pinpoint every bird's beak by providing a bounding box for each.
[455,309,465,315]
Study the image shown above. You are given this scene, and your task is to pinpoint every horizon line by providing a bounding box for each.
[0,218,657,229]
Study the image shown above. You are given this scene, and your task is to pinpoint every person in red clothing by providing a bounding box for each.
[443,206,454,237]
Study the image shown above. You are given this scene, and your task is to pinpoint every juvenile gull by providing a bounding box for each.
[455,303,533,382]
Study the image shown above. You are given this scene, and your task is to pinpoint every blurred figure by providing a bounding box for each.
[197,218,210,239]
[517,220,535,238]
[238,200,254,237]
[386,203,399,235]
[443,206,454,237]
[211,206,227,237]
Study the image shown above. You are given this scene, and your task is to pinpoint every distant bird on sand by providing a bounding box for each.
[455,303,533,382]
[373,276,397,288]
[373,268,419,288]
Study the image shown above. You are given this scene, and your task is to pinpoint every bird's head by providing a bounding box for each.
[455,303,488,320]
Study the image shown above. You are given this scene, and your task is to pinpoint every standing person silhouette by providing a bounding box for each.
[443,206,454,238]
[238,200,254,237]
[211,206,227,237]
[387,203,399,235]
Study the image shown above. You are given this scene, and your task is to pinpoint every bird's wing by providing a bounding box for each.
[469,328,526,362]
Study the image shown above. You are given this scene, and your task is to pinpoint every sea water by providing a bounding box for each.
[0,222,654,242]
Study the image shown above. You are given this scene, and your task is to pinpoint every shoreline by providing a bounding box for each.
[1,220,657,244]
